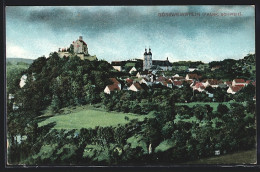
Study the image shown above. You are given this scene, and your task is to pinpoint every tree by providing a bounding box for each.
[50,95,61,112]
[217,104,229,117]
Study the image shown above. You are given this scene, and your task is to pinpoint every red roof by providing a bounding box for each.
[230,85,244,92]
[187,74,201,79]
[126,78,133,83]
[107,84,120,91]
[126,78,133,87]
[173,80,183,86]
[162,80,172,86]
[156,76,166,82]
[109,78,120,85]
[234,79,245,83]
[246,80,252,84]
[207,79,219,85]
[133,83,143,90]
[173,76,184,80]
[195,82,205,89]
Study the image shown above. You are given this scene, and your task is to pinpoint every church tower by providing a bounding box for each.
[143,47,152,71]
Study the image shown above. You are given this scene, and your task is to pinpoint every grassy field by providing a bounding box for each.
[38,105,154,129]
[183,149,256,164]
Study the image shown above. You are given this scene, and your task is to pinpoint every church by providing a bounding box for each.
[143,48,172,71]
[58,36,97,61]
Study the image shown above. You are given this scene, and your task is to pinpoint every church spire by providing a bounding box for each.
[144,47,148,55]
[148,47,152,55]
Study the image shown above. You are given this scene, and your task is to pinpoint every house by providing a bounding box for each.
[206,92,214,98]
[111,61,122,71]
[172,74,184,81]
[19,74,27,88]
[187,68,197,72]
[129,67,137,74]
[155,76,166,84]
[139,78,152,87]
[192,82,206,92]
[185,74,201,81]
[12,102,19,110]
[227,85,244,94]
[211,66,221,71]
[173,74,179,77]
[109,78,121,89]
[125,78,134,87]
[150,65,163,74]
[128,83,143,92]
[232,79,246,86]
[202,79,220,88]
[224,81,232,87]
[152,57,172,71]
[246,80,253,85]
[173,80,183,88]
[136,71,149,78]
[162,80,173,88]
[104,84,120,94]
[104,78,121,94]
[8,94,14,100]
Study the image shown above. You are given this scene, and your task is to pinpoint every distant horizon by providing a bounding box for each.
[6,52,255,64]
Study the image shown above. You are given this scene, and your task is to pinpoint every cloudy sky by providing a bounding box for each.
[6,6,255,62]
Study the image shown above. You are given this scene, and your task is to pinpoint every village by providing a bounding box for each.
[104,46,256,99]
[10,36,256,111]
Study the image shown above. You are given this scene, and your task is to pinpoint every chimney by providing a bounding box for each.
[79,36,83,40]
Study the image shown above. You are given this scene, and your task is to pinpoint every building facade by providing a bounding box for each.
[143,48,152,71]
[58,36,97,61]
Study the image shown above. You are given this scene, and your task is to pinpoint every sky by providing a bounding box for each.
[6,6,255,63]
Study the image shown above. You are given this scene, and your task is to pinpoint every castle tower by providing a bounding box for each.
[143,47,152,71]
[73,36,88,55]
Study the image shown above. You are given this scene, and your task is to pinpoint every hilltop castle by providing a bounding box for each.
[58,36,97,61]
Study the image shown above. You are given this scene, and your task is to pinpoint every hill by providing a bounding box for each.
[7,57,34,64]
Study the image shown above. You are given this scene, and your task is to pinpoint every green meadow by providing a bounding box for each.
[38,106,154,130]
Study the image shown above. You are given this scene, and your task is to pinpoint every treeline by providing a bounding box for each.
[204,54,256,80]
[172,61,204,68]
[171,54,256,81]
